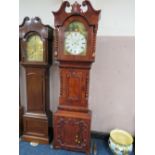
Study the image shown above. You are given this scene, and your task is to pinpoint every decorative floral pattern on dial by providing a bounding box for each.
[64,21,87,56]
[65,31,86,55]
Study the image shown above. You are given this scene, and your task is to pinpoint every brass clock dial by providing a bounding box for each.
[26,34,43,61]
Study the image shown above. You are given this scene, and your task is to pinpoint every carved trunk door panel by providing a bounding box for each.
[26,68,46,113]
[55,116,90,150]
[59,69,89,108]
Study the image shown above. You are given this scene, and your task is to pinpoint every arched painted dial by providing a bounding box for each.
[65,32,86,55]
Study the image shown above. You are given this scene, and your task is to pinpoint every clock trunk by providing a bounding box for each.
[58,63,90,112]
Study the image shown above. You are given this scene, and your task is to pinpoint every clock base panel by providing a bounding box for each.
[22,113,50,144]
[53,110,91,154]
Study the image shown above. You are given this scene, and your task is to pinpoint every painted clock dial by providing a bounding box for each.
[64,21,87,56]
[26,34,43,61]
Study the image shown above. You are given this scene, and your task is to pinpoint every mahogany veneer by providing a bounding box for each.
[54,110,91,154]
[52,1,100,154]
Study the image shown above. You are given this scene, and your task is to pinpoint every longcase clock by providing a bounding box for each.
[52,1,101,154]
[19,17,53,144]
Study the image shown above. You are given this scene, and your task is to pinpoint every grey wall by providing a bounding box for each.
[19,0,135,135]
[90,36,135,134]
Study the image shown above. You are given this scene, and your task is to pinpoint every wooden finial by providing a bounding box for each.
[71,1,82,13]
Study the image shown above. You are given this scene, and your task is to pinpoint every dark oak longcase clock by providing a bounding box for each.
[19,17,53,144]
[52,1,101,154]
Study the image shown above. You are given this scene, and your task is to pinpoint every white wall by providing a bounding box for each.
[19,0,135,36]
[19,0,135,134]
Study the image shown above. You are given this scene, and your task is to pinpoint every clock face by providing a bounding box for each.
[64,21,87,56]
[26,34,44,61]
[65,32,86,55]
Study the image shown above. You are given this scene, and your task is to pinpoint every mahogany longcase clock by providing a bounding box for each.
[19,17,53,144]
[52,1,101,154]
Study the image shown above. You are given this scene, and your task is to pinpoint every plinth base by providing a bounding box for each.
[53,110,91,155]
[22,112,51,144]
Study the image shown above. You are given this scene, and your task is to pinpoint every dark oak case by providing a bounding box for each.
[19,17,53,144]
[19,38,24,136]
[52,1,101,154]
[19,103,24,136]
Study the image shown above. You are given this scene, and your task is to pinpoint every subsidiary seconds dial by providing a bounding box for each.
[65,32,86,55]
